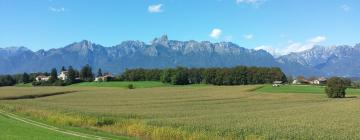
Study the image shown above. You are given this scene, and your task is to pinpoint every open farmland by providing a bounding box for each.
[1,84,360,139]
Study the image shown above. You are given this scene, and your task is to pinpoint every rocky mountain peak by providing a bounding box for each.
[152,35,169,46]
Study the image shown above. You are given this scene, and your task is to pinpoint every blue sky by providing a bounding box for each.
[0,0,359,55]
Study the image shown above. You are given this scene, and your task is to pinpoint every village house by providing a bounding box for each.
[272,81,283,87]
[95,73,115,82]
[35,75,50,81]
[312,77,327,85]
[292,79,301,84]
[58,71,68,81]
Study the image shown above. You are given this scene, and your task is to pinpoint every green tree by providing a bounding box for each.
[67,66,77,84]
[21,72,30,83]
[170,67,189,85]
[0,75,16,86]
[80,64,94,82]
[49,68,58,83]
[61,66,66,71]
[325,77,348,98]
[160,68,173,83]
[97,68,103,77]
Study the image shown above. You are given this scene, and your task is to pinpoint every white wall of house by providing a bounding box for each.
[58,71,68,81]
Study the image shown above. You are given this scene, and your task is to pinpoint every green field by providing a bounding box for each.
[70,81,167,88]
[2,84,360,139]
[0,113,86,140]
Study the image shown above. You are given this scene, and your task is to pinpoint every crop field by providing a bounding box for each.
[1,84,360,139]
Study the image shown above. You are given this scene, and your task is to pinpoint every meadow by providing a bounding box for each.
[0,114,86,140]
[70,81,166,88]
[1,83,360,139]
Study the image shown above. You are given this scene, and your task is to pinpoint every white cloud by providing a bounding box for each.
[341,4,351,12]
[49,7,65,12]
[148,4,163,13]
[209,28,222,39]
[243,34,253,40]
[236,0,265,6]
[308,36,326,44]
[256,36,327,56]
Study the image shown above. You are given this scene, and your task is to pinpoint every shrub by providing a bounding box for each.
[127,84,134,89]
[325,77,348,98]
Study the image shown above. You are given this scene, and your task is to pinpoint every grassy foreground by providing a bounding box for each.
[2,85,360,139]
[0,113,85,140]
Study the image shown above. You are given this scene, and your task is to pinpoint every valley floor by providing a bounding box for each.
[1,83,360,139]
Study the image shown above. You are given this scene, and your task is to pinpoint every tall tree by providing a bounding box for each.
[21,72,30,83]
[67,66,76,83]
[61,66,67,71]
[49,68,58,83]
[80,64,94,82]
[97,68,103,77]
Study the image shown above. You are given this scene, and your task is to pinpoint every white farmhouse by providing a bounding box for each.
[58,71,68,81]
[95,73,115,82]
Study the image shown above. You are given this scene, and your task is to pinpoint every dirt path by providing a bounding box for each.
[0,110,115,140]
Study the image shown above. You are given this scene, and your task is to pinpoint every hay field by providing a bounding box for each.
[1,85,360,139]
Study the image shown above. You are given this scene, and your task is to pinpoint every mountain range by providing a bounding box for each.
[0,35,359,77]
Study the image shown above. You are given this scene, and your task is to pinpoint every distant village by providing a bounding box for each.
[272,77,327,87]
[35,70,115,82]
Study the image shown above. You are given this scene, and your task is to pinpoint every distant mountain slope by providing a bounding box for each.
[277,44,360,76]
[0,35,358,77]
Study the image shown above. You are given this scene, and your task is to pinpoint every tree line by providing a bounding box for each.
[121,66,287,85]
[0,65,287,86]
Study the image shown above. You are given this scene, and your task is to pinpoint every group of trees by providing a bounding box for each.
[121,66,287,85]
[121,68,162,81]
[0,72,37,86]
[0,75,16,86]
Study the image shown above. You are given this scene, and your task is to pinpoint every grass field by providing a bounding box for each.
[0,113,86,140]
[70,81,167,88]
[14,83,33,87]
[2,84,360,139]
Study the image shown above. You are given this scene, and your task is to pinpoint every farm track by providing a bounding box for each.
[0,110,115,140]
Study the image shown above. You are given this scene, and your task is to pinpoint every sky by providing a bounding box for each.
[0,0,359,55]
